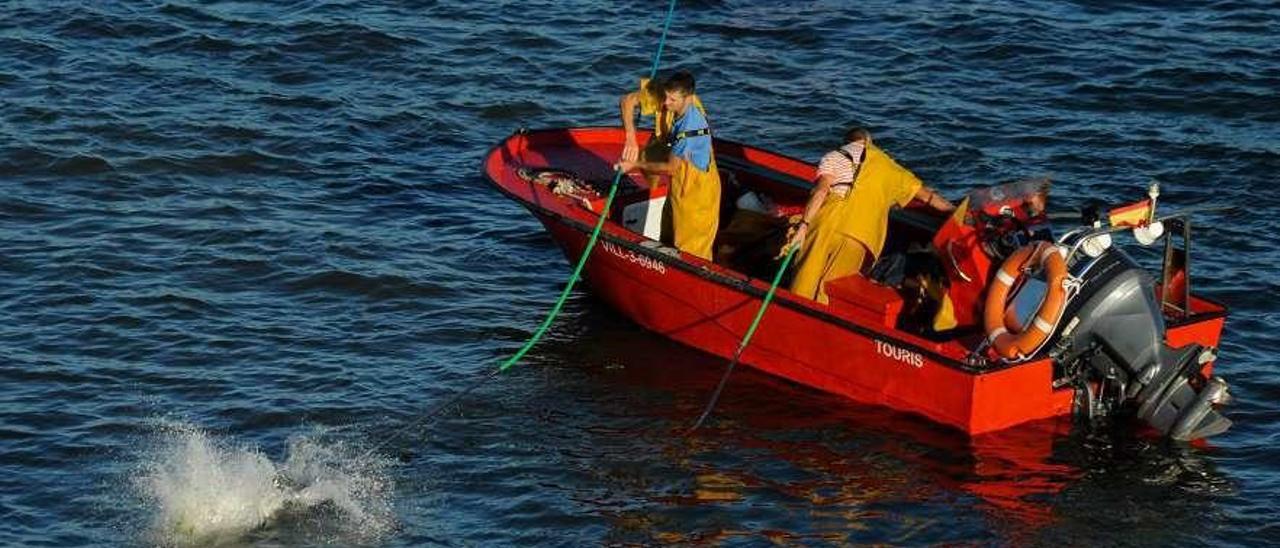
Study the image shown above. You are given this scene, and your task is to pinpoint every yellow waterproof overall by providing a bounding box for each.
[637,79,720,260]
[790,144,922,303]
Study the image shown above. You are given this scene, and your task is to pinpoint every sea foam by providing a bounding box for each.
[134,421,394,545]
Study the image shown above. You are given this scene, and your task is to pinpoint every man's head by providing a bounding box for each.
[662,71,696,114]
[844,126,871,145]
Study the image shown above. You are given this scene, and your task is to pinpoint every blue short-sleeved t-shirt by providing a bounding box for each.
[671,106,712,172]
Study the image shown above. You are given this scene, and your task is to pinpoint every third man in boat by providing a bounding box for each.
[616,71,721,260]
[783,127,955,304]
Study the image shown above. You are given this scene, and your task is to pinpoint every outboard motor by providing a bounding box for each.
[936,180,1232,440]
[1050,247,1231,440]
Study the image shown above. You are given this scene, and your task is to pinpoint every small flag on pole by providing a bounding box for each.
[1109,198,1152,227]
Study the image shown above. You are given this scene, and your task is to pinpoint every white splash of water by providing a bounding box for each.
[134,421,394,546]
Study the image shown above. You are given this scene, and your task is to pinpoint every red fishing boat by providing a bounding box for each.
[482,126,1232,439]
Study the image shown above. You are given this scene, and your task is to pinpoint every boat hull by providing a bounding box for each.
[484,127,1227,436]
[533,210,1075,435]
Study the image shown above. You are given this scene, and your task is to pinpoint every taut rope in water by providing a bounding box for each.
[689,245,798,432]
[363,0,680,459]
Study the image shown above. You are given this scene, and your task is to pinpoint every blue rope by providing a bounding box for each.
[649,0,678,79]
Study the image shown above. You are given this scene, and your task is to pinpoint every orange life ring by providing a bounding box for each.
[983,241,1069,360]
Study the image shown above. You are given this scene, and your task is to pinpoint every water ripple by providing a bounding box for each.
[0,1,1276,546]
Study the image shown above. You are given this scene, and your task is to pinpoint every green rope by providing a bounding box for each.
[363,2,681,457]
[501,0,677,371]
[690,245,798,431]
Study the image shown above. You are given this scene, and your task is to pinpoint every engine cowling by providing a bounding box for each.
[1050,249,1231,440]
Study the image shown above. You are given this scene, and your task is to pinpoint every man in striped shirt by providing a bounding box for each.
[783,127,955,303]
[815,136,867,199]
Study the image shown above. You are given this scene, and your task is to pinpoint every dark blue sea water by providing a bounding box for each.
[3,1,1278,545]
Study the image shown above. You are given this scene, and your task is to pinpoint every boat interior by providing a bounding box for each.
[509,129,987,342]
[647,149,963,339]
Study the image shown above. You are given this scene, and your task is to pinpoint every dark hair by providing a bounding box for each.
[844,126,871,144]
[662,70,696,95]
